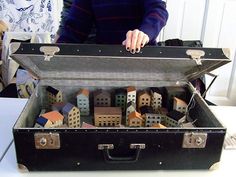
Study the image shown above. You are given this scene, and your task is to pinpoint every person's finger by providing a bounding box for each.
[140,34,150,48]
[130,29,139,54]
[135,31,144,53]
[125,31,132,51]
[122,40,126,46]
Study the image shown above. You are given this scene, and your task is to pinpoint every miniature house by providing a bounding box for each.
[94,107,122,127]
[46,86,63,106]
[150,88,162,113]
[38,111,64,128]
[62,103,80,128]
[138,90,151,109]
[94,90,111,107]
[164,110,186,127]
[127,86,136,104]
[128,111,144,127]
[77,88,90,116]
[173,97,188,114]
[126,101,136,125]
[115,88,127,113]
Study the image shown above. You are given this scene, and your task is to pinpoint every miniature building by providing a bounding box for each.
[115,88,127,113]
[126,101,136,125]
[62,103,80,128]
[173,97,188,114]
[77,89,90,116]
[164,110,186,127]
[128,111,144,127]
[46,86,63,106]
[145,113,165,127]
[151,123,167,128]
[127,86,136,104]
[94,90,111,107]
[139,106,154,116]
[158,107,169,115]
[94,107,122,127]
[37,111,64,128]
[138,90,151,109]
[150,88,162,113]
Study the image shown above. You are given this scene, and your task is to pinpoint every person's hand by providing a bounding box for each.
[122,29,149,54]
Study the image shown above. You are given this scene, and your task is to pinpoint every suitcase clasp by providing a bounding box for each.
[186,49,205,65]
[34,132,60,149]
[182,132,208,148]
[39,46,60,61]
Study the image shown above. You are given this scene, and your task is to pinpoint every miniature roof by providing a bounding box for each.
[62,103,78,114]
[139,106,154,115]
[174,97,187,106]
[151,123,166,128]
[127,86,136,92]
[77,88,89,97]
[167,110,185,121]
[94,107,121,115]
[36,117,48,126]
[46,86,60,95]
[127,101,136,108]
[138,90,151,98]
[94,89,110,98]
[128,111,143,120]
[41,111,64,122]
[115,88,126,95]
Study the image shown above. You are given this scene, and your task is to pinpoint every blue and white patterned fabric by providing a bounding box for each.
[0,0,63,40]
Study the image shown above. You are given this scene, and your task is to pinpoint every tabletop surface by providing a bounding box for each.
[0,98,236,176]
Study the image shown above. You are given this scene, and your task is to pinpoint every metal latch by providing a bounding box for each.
[186,49,205,65]
[98,144,114,150]
[34,132,60,149]
[39,46,60,61]
[182,132,208,148]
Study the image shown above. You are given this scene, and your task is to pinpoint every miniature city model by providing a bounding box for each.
[94,107,122,127]
[46,86,63,106]
[150,88,163,113]
[115,88,127,113]
[128,111,144,127]
[77,89,90,116]
[127,86,136,104]
[173,97,187,114]
[138,90,151,109]
[126,101,136,126]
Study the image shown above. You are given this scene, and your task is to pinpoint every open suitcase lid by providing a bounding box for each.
[10,43,230,82]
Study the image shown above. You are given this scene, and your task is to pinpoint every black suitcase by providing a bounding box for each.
[10,43,230,171]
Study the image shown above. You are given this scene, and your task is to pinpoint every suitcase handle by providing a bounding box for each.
[98,144,145,163]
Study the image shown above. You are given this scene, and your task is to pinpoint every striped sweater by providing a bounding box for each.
[57,0,168,45]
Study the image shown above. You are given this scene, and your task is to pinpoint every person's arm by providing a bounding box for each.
[57,0,93,43]
[123,0,168,53]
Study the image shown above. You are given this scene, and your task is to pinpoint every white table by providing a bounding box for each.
[0,99,236,176]
[0,98,28,161]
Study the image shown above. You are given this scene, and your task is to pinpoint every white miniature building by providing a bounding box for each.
[127,86,136,104]
[126,101,136,126]
[151,89,162,113]
[173,97,187,114]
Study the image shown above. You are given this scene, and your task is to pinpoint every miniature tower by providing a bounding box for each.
[94,107,122,127]
[77,88,90,116]
[115,88,127,113]
[138,90,151,109]
[62,103,80,128]
[126,101,136,126]
[94,89,111,107]
[127,86,136,104]
[46,86,63,106]
[173,97,188,114]
[150,88,162,113]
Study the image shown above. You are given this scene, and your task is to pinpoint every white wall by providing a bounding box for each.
[160,0,236,105]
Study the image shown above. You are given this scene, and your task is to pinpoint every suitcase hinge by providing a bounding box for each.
[34,132,60,149]
[182,132,208,148]
[186,49,205,65]
[39,46,60,61]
